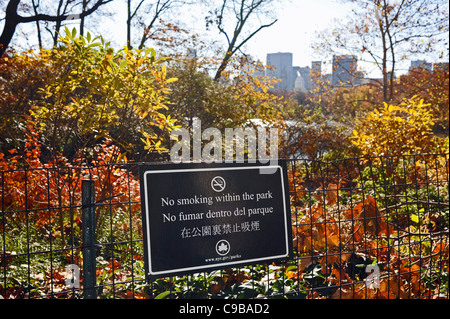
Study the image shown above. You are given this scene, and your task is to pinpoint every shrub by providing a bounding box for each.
[351,96,448,157]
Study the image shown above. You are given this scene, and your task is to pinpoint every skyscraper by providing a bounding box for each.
[266,52,294,91]
[332,55,358,87]
[311,61,322,75]
[410,60,433,71]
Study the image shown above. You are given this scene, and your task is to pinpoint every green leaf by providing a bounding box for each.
[410,213,419,223]
[119,60,127,69]
[155,291,171,299]
[64,26,71,39]
[285,265,297,272]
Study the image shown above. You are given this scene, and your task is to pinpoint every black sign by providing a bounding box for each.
[139,161,292,279]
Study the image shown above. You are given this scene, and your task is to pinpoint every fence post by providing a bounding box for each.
[82,179,97,299]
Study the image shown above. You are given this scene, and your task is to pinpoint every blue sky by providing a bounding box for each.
[108,0,350,68]
[2,0,447,78]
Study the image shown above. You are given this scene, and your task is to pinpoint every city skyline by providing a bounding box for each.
[2,0,448,79]
[243,0,448,78]
[264,51,448,93]
[243,0,351,73]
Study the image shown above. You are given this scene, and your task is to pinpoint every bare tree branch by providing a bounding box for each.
[0,0,113,56]
[18,0,113,23]
[212,0,278,81]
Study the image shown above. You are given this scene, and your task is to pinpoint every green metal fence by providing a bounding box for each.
[1,154,448,299]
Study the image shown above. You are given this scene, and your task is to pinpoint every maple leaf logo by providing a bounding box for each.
[218,242,228,253]
[216,240,230,256]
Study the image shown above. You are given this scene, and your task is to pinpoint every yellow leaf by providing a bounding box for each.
[165,77,178,83]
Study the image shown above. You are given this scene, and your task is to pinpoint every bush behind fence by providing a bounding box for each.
[1,154,449,299]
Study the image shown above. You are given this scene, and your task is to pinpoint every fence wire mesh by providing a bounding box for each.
[1,154,448,299]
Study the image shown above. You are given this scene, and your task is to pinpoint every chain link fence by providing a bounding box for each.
[1,154,448,299]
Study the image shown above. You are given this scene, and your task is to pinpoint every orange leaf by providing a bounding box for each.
[326,183,339,205]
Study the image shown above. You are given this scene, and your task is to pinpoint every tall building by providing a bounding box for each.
[310,61,322,91]
[332,55,358,87]
[311,61,322,75]
[410,60,432,71]
[293,66,306,91]
[298,67,312,91]
[294,61,323,92]
[266,52,294,91]
[433,62,449,72]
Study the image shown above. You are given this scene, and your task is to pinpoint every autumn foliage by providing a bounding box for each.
[1,27,178,164]
[396,67,449,133]
[288,154,449,299]
[0,123,141,235]
[0,126,142,298]
[351,96,447,157]
[0,25,449,299]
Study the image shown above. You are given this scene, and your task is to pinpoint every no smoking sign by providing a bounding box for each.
[139,161,292,279]
[211,176,226,192]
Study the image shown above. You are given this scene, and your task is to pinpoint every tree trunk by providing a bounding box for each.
[52,0,65,47]
[214,47,233,81]
[0,0,21,57]
[1,0,112,57]
[31,0,43,50]
[80,0,88,36]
